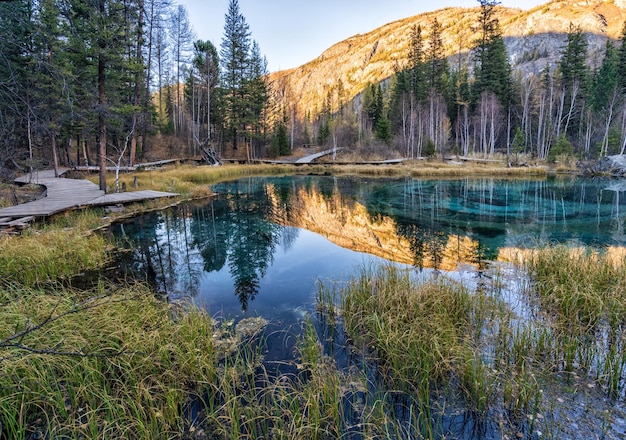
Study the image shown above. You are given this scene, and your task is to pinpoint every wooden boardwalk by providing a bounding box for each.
[251,148,408,166]
[0,169,177,231]
[294,147,344,164]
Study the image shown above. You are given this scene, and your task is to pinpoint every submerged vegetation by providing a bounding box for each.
[314,247,626,438]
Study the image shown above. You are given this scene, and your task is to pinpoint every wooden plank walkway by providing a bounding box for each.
[0,169,177,231]
[85,190,180,207]
[254,156,407,166]
[73,158,183,172]
[295,147,344,164]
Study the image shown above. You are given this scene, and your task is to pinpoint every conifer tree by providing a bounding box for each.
[592,40,620,156]
[426,17,450,154]
[169,5,194,136]
[592,41,619,113]
[427,17,448,96]
[64,0,145,190]
[473,0,512,107]
[189,40,219,149]
[560,24,588,94]
[559,23,589,139]
[32,0,69,176]
[618,21,626,92]
[246,40,269,156]
[220,0,251,150]
[0,0,33,173]
[408,24,426,102]
[270,120,289,157]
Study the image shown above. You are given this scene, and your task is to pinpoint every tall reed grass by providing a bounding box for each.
[0,278,396,438]
[316,264,550,437]
[310,250,626,437]
[524,245,626,396]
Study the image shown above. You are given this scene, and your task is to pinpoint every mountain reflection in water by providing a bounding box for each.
[110,176,626,315]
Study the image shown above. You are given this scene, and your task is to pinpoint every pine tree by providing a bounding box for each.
[473,0,512,107]
[591,40,620,156]
[246,40,269,156]
[220,0,251,150]
[0,0,33,172]
[363,83,384,129]
[375,113,391,143]
[270,121,289,157]
[427,17,448,96]
[558,23,589,139]
[63,0,145,190]
[592,41,619,113]
[408,24,426,102]
[169,5,195,137]
[560,24,588,94]
[388,68,410,137]
[618,21,626,92]
[32,0,70,176]
[189,40,219,149]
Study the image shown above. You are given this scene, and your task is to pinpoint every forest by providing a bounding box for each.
[2,0,626,186]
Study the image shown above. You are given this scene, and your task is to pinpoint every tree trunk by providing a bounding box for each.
[130,0,144,167]
[81,135,90,167]
[27,109,33,183]
[563,81,579,137]
[620,103,626,155]
[98,53,107,192]
[51,133,60,177]
[600,89,619,157]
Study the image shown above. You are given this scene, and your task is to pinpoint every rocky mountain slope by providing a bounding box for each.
[269,0,626,117]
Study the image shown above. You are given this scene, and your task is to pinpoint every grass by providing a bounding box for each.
[314,253,626,437]
[524,245,626,396]
[340,266,472,395]
[87,163,299,200]
[0,283,222,439]
[330,264,512,421]
[0,226,109,287]
[1,164,623,438]
[525,245,626,330]
[309,161,549,178]
[0,183,43,208]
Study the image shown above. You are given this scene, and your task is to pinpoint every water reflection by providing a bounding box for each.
[265,182,484,271]
[111,175,626,314]
[116,182,294,311]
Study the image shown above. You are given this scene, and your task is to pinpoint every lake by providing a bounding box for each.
[110,175,626,318]
[107,175,626,438]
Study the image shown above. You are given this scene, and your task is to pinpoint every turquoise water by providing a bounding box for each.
[111,175,626,320]
[108,175,626,439]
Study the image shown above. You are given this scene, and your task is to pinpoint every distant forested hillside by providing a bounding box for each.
[3,0,626,181]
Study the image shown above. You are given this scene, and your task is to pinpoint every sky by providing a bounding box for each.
[176,0,547,73]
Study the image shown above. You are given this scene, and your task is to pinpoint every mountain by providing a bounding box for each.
[268,0,626,118]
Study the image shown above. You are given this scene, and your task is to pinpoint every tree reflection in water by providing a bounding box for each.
[189,181,284,311]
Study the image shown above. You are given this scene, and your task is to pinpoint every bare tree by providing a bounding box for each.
[168,5,194,136]
[478,92,502,157]
[520,73,536,152]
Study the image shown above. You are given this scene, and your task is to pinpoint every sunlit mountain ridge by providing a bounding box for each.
[269,0,626,118]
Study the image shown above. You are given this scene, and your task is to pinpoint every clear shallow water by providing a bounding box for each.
[110,175,626,320]
[108,175,626,439]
